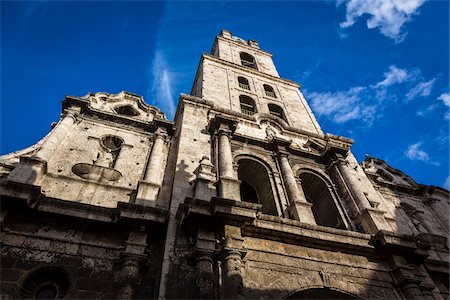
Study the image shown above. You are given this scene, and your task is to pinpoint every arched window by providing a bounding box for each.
[239,95,257,115]
[263,84,276,98]
[287,288,359,299]
[97,135,124,168]
[299,172,346,229]
[238,158,277,215]
[240,52,257,69]
[268,104,286,122]
[237,76,250,90]
[114,105,140,116]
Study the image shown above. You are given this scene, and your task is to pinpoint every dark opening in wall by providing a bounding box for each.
[115,105,140,116]
[238,76,250,90]
[239,95,257,116]
[268,103,286,122]
[20,266,70,300]
[238,158,277,215]
[240,52,257,69]
[263,84,276,98]
[299,172,346,229]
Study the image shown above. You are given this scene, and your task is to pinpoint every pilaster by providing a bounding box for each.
[136,128,169,206]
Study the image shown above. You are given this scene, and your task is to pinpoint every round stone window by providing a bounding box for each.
[101,135,123,152]
[20,266,70,299]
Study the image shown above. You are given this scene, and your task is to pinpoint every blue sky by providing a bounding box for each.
[1,1,449,189]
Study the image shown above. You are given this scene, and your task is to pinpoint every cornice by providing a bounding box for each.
[216,36,274,57]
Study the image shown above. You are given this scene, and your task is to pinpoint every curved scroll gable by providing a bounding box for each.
[362,156,418,189]
[79,91,168,121]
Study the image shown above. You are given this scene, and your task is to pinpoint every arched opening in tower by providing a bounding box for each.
[299,172,346,229]
[238,158,277,216]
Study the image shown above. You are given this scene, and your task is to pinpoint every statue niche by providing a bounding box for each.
[72,135,123,182]
[94,135,123,168]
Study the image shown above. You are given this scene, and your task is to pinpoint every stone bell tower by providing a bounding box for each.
[158,29,442,299]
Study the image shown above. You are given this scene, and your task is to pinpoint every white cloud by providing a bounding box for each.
[338,0,426,42]
[307,65,422,125]
[309,87,377,124]
[438,92,450,107]
[375,65,415,88]
[149,51,176,117]
[416,104,438,116]
[444,176,450,190]
[405,79,435,101]
[405,142,429,161]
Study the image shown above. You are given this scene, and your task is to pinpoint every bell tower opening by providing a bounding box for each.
[299,172,346,229]
[238,158,277,215]
[239,95,257,115]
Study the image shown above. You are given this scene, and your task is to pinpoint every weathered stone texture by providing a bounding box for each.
[0,29,448,299]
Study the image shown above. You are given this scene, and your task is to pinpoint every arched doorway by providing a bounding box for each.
[237,158,277,216]
[299,172,346,229]
[287,287,359,299]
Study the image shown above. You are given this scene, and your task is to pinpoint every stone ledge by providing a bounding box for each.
[244,218,374,254]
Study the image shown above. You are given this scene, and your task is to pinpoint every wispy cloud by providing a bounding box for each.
[405,142,429,161]
[405,79,435,101]
[438,92,450,107]
[307,65,423,125]
[405,141,440,165]
[416,104,438,116]
[308,87,377,124]
[374,65,413,88]
[338,0,426,43]
[148,51,176,117]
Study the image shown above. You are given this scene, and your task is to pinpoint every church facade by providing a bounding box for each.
[1,30,448,299]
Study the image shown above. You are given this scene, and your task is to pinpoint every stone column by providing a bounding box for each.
[116,229,147,299]
[34,107,80,161]
[220,225,246,299]
[221,249,244,299]
[135,128,168,205]
[116,256,143,300]
[333,156,390,233]
[218,129,234,178]
[216,128,240,201]
[193,251,216,299]
[277,152,315,224]
[144,130,167,182]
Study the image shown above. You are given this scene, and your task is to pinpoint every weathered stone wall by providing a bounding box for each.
[0,207,164,299]
[214,34,279,77]
[241,237,398,299]
[201,56,322,135]
[40,118,152,207]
